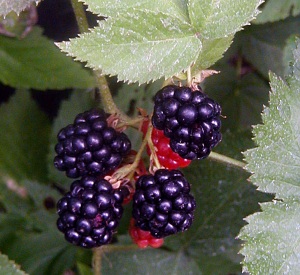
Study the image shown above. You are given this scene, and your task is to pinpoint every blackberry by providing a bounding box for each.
[152,85,222,160]
[56,175,129,248]
[54,109,131,178]
[132,169,196,238]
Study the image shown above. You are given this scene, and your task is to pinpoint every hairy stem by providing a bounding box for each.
[208,152,246,170]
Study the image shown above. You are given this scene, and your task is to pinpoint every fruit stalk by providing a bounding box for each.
[187,66,192,87]
[208,152,245,170]
[92,247,103,275]
[127,121,153,180]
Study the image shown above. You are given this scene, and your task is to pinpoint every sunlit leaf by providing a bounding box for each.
[59,0,263,83]
[240,40,300,274]
[0,253,27,275]
[0,0,41,17]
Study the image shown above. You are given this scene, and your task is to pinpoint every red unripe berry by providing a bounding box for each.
[140,120,191,169]
[129,218,164,249]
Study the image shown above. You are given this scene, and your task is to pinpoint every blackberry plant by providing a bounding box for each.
[0,0,297,275]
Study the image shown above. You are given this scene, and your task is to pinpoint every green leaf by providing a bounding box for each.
[282,35,299,77]
[114,80,164,149]
[0,27,95,90]
[60,0,263,83]
[0,0,41,17]
[255,0,300,24]
[0,253,27,275]
[0,179,77,275]
[238,16,300,79]
[203,45,270,130]
[101,131,271,274]
[48,90,95,188]
[239,40,300,273]
[289,37,300,81]
[244,73,300,199]
[114,80,163,116]
[102,248,200,274]
[0,177,31,215]
[58,11,201,84]
[188,0,263,39]
[240,200,300,274]
[7,230,76,275]
[81,0,189,21]
[0,90,50,182]
[192,36,234,74]
[77,262,93,275]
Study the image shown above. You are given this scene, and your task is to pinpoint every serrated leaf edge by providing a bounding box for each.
[0,253,28,275]
[56,13,202,84]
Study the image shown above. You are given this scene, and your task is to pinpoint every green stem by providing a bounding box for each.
[92,248,103,275]
[208,152,246,170]
[70,0,89,33]
[103,244,138,253]
[127,123,151,180]
[186,66,192,87]
[93,71,128,119]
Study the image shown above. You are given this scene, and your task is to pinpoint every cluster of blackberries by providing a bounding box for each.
[54,86,221,249]
[54,109,132,248]
[152,85,221,160]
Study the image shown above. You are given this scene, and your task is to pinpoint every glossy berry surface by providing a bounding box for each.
[152,85,222,160]
[132,169,196,238]
[54,109,131,178]
[129,218,164,248]
[57,176,128,248]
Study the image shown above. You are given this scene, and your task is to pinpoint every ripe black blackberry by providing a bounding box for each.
[132,169,196,238]
[152,85,222,160]
[56,175,129,248]
[54,109,131,178]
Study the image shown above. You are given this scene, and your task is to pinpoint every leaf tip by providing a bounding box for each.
[55,41,69,52]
